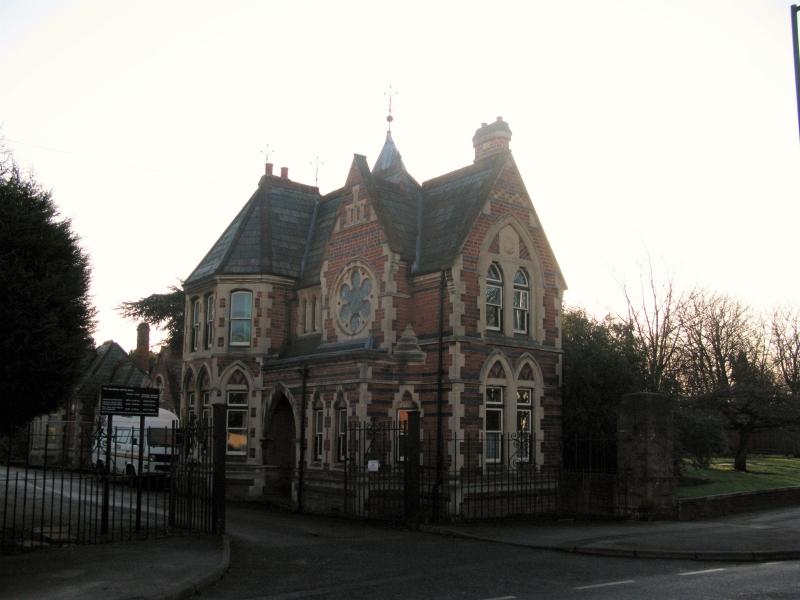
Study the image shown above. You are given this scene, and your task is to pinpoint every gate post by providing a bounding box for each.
[212,404,227,534]
[404,411,421,528]
[617,393,676,520]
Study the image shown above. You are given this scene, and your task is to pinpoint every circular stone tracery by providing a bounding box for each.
[335,264,374,335]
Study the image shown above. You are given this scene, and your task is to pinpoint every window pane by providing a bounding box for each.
[227,410,245,428]
[486,286,501,305]
[486,388,502,404]
[486,408,502,431]
[227,431,247,453]
[487,306,500,329]
[228,392,247,405]
[517,410,531,433]
[486,432,501,461]
[514,309,527,332]
[487,264,501,282]
[230,320,251,344]
[517,389,531,404]
[231,293,251,319]
[514,269,527,286]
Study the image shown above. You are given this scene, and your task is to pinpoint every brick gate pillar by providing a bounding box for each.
[617,393,677,520]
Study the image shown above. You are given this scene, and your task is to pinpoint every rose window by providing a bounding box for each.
[339,270,372,333]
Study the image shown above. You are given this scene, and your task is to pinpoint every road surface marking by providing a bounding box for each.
[574,580,635,590]
[680,568,727,576]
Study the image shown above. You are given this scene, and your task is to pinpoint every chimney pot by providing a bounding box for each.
[136,323,150,373]
[280,167,289,178]
[481,122,487,127]
[265,162,273,176]
[496,116,503,121]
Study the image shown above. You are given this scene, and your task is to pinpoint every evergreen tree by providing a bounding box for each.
[0,151,96,431]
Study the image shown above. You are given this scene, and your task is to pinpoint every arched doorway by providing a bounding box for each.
[263,394,296,504]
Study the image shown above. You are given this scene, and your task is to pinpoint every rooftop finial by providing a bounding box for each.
[310,155,324,188]
[384,85,398,131]
[260,144,274,174]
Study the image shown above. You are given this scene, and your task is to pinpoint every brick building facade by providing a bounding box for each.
[182,118,566,508]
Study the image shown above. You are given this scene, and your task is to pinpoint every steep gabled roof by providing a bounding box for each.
[185,177,320,285]
[299,191,341,288]
[416,152,508,274]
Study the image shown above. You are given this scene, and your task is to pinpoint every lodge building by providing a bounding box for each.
[181,117,566,511]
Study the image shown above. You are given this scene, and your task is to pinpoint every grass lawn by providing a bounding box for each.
[678,454,800,499]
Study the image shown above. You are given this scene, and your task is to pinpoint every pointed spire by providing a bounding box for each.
[374,130,406,173]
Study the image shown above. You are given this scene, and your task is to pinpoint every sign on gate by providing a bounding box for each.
[100,386,160,416]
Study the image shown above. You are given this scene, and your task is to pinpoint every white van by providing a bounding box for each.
[94,409,179,477]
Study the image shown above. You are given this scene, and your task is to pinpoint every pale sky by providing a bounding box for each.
[2,0,798,351]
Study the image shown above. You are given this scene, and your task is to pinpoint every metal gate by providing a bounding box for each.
[169,404,226,534]
[344,418,415,522]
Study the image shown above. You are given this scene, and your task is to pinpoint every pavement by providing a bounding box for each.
[1,505,799,599]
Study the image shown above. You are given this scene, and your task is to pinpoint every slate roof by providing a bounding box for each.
[299,191,340,288]
[73,341,148,415]
[186,130,560,291]
[186,178,319,285]
[416,153,508,274]
[373,131,405,173]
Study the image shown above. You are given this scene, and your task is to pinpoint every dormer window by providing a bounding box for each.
[486,264,503,331]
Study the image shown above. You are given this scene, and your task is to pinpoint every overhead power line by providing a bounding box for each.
[7,139,225,185]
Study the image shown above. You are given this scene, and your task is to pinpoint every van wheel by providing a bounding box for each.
[126,464,137,486]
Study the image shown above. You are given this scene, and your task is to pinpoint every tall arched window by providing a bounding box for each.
[312,394,324,462]
[229,291,252,346]
[205,294,215,349]
[191,298,201,351]
[486,263,503,331]
[302,298,308,333]
[335,392,347,463]
[311,296,318,332]
[513,269,529,334]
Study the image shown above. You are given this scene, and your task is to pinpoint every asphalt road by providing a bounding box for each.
[201,504,800,600]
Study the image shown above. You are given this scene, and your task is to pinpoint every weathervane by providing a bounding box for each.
[260,144,274,174]
[310,155,324,188]
[384,85,398,131]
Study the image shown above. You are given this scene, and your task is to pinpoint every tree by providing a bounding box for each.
[561,306,644,468]
[616,253,688,394]
[771,303,800,396]
[680,292,797,471]
[0,151,96,432]
[117,284,185,350]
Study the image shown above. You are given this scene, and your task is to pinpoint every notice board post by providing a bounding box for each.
[99,386,160,536]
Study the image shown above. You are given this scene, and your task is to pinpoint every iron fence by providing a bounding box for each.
[342,418,560,523]
[1,413,225,555]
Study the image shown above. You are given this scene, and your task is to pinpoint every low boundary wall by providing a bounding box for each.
[678,486,800,521]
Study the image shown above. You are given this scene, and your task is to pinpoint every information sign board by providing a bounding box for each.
[100,386,160,417]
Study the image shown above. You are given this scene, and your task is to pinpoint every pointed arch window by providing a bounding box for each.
[311,296,318,332]
[335,392,347,463]
[191,298,201,351]
[486,264,503,331]
[513,269,529,334]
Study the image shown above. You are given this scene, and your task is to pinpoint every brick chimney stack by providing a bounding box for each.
[472,116,512,162]
[136,323,150,373]
[280,166,289,179]
[265,162,273,176]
